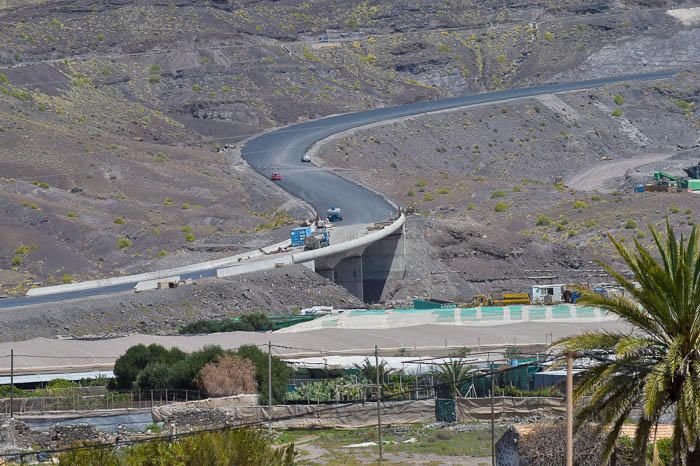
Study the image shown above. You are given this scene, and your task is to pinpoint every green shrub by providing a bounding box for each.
[406,189,415,197]
[415,179,429,188]
[59,428,294,466]
[512,185,522,192]
[31,181,49,189]
[191,83,202,93]
[149,64,160,74]
[611,109,623,117]
[153,152,168,163]
[543,31,554,40]
[573,200,589,209]
[180,313,272,335]
[591,195,601,201]
[181,226,193,233]
[157,249,168,257]
[436,188,450,195]
[163,198,174,206]
[613,95,624,105]
[185,233,196,242]
[11,255,22,267]
[302,47,320,61]
[624,219,637,229]
[491,191,506,198]
[467,203,475,210]
[437,42,451,53]
[423,192,435,202]
[62,274,73,284]
[221,85,232,93]
[14,245,32,255]
[669,205,681,214]
[113,217,126,225]
[112,343,187,389]
[181,202,190,209]
[117,237,132,249]
[494,201,508,212]
[535,215,552,226]
[675,99,692,111]
[67,211,79,219]
[96,33,105,41]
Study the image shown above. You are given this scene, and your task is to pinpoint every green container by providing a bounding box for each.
[414,299,457,310]
[435,399,457,422]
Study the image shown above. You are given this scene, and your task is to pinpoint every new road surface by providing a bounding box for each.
[1,70,675,308]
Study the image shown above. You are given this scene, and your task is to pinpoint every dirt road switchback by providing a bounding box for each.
[566,151,677,192]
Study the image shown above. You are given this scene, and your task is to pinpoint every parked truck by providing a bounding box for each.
[326,206,343,222]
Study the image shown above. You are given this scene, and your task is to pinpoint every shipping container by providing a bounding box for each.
[291,226,314,247]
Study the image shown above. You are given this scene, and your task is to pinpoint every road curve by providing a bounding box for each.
[567,151,677,192]
[1,70,675,308]
[242,70,675,224]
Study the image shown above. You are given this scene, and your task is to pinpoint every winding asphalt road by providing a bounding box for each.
[242,70,675,224]
[1,70,675,308]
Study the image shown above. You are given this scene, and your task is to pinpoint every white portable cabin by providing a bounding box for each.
[530,284,564,304]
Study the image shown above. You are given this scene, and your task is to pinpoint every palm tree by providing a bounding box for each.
[353,357,391,383]
[557,223,700,465]
[432,359,473,398]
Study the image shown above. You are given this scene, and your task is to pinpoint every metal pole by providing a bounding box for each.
[268,341,272,435]
[10,349,14,419]
[375,345,383,463]
[566,352,574,466]
[491,365,495,466]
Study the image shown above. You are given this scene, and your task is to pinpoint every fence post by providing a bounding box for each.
[375,345,383,463]
[9,349,13,419]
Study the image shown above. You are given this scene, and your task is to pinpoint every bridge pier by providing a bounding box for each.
[314,224,405,304]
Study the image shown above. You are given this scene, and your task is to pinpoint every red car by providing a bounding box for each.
[271,172,282,181]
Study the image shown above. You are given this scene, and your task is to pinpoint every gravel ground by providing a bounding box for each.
[0,266,361,342]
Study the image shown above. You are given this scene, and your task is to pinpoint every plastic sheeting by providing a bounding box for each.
[153,400,435,429]
[456,396,566,422]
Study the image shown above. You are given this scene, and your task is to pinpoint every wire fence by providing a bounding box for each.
[0,388,203,414]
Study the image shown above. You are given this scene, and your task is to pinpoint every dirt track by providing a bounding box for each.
[566,151,677,192]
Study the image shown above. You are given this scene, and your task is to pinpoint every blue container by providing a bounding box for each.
[634,184,645,193]
[290,227,313,247]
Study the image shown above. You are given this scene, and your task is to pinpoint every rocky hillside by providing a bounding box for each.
[316,72,700,301]
[0,0,698,294]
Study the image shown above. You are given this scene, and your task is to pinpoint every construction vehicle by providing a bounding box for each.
[304,230,330,250]
[650,171,700,192]
[326,206,343,222]
[468,293,531,307]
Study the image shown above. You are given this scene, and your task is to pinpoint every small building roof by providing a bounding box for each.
[0,370,113,385]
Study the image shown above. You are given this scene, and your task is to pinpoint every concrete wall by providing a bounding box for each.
[362,225,405,303]
[332,256,364,302]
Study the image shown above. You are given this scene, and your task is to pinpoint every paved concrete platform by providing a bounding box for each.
[0,320,631,375]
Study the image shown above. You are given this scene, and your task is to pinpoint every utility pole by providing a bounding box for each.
[491,364,495,466]
[268,341,272,435]
[10,349,14,419]
[375,345,383,463]
[566,352,575,466]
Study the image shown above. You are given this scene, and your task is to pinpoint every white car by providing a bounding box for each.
[301,153,311,162]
